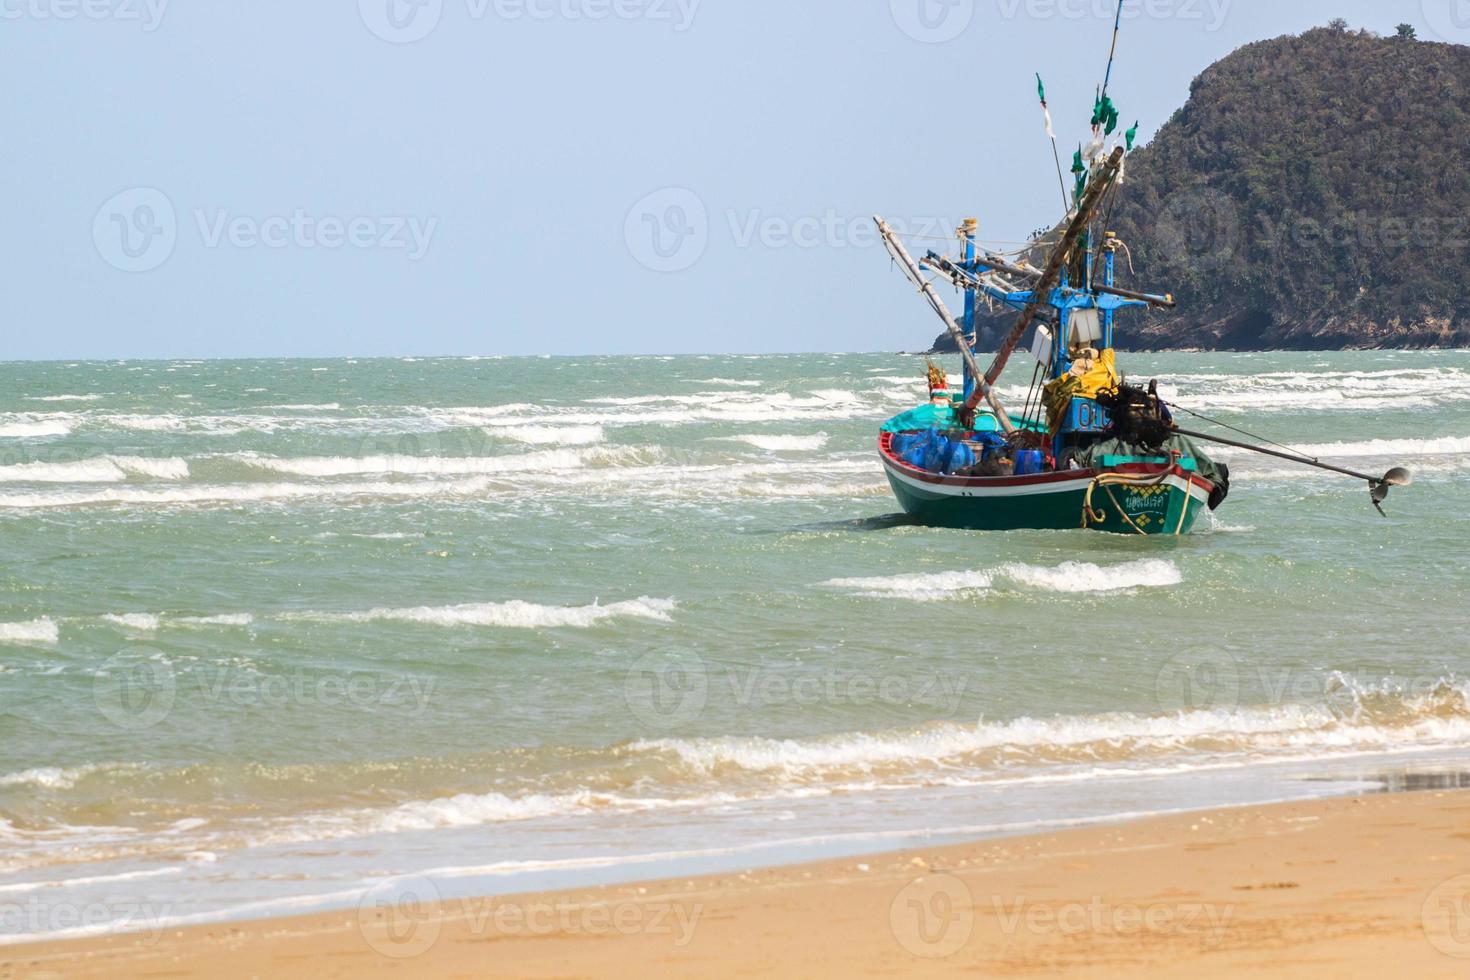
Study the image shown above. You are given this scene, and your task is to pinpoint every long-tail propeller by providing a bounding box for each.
[1174,426,1413,517]
[1369,467,1413,516]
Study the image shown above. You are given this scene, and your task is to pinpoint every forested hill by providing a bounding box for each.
[937,23,1470,352]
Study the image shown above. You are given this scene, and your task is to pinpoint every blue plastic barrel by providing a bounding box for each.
[1013,450,1045,476]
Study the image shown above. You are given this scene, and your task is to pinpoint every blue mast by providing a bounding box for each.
[960,218,978,403]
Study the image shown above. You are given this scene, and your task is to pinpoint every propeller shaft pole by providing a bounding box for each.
[1172,427,1382,484]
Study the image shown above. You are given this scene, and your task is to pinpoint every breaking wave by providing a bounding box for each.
[822,559,1182,601]
[0,619,59,647]
[0,456,188,483]
[635,676,1470,778]
[715,433,829,452]
[227,446,630,478]
[1212,435,1470,459]
[0,420,71,439]
[492,424,605,446]
[281,596,677,629]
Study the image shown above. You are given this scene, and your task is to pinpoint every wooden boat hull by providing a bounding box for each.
[879,435,1214,535]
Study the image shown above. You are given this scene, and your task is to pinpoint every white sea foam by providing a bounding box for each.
[636,679,1470,776]
[0,477,501,510]
[0,618,59,646]
[1212,435,1470,460]
[176,614,254,627]
[0,766,97,790]
[0,453,882,511]
[0,420,71,438]
[230,446,625,478]
[283,596,677,629]
[1160,366,1470,413]
[715,433,829,452]
[493,424,605,446]
[259,403,341,411]
[102,414,188,432]
[102,614,161,633]
[0,456,188,484]
[0,867,180,896]
[823,569,997,602]
[24,395,102,403]
[1000,559,1183,593]
[822,559,1181,601]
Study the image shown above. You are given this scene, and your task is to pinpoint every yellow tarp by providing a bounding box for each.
[1075,348,1120,399]
[1041,349,1120,434]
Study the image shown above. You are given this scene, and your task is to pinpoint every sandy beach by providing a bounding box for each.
[8,788,1469,979]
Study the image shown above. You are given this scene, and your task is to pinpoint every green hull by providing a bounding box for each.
[881,454,1210,535]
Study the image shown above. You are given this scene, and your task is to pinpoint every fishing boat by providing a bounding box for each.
[871,16,1410,534]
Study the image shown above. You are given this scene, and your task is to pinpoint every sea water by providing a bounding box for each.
[1,350,1468,941]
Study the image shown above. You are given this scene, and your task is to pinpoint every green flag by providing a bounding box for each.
[1071,147,1085,175]
[1094,94,1119,135]
[1037,73,1054,138]
[1125,121,1139,151]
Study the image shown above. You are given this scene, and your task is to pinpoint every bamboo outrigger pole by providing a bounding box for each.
[874,217,1016,436]
[960,146,1127,421]
[1172,426,1412,516]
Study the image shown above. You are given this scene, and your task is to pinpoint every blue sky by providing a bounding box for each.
[0,0,1449,358]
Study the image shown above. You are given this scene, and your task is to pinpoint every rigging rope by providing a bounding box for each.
[1164,401,1316,460]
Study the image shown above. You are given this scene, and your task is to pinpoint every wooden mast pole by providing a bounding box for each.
[874,217,1016,436]
[960,146,1126,421]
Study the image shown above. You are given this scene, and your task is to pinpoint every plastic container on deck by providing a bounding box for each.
[1013,450,1045,476]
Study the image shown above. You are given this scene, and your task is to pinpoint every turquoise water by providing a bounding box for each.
[2,350,1469,938]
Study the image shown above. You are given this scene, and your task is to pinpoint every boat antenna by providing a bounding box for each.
[1036,73,1070,212]
[1099,0,1125,104]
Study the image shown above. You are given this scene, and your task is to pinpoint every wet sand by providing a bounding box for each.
[8,789,1470,978]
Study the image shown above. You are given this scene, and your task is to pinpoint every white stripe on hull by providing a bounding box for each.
[881,460,1093,500]
[882,456,1212,505]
